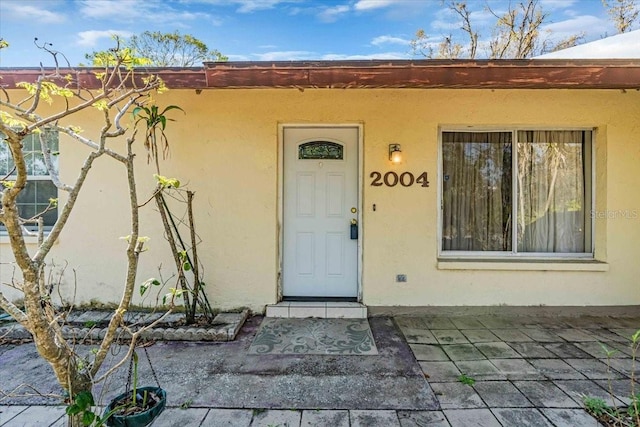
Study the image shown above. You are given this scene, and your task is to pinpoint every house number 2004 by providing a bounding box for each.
[369,171,430,187]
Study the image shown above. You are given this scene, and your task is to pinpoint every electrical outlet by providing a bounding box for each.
[396,274,407,282]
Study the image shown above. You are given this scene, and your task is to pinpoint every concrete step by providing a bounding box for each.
[266,301,367,318]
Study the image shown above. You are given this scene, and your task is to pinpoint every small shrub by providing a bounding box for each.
[583,328,640,427]
[582,396,612,417]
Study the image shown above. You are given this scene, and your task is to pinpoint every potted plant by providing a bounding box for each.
[104,349,166,427]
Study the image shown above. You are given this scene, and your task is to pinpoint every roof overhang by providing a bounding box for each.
[1,59,640,90]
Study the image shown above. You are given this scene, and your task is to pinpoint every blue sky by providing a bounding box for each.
[0,0,631,67]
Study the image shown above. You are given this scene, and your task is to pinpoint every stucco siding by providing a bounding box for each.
[2,88,639,311]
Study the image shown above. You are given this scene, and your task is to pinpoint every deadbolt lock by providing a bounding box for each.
[351,207,357,213]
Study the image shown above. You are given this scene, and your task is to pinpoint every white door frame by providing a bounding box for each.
[277,123,364,302]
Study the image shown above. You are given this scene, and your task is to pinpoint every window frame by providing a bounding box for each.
[437,126,595,260]
[0,130,59,234]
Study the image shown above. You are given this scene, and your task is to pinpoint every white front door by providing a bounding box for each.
[283,126,359,298]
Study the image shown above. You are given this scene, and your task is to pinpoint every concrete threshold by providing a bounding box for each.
[266,301,367,318]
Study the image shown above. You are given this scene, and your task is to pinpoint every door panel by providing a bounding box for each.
[295,232,314,275]
[326,173,345,217]
[283,127,359,298]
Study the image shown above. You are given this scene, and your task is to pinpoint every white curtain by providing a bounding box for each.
[442,130,586,254]
[442,132,512,251]
[517,131,585,253]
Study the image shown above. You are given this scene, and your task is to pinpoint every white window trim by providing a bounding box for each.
[437,126,596,261]
[1,132,59,236]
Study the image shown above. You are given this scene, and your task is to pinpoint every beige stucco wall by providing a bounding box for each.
[2,88,639,312]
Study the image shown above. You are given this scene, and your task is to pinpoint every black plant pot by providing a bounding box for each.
[104,386,166,427]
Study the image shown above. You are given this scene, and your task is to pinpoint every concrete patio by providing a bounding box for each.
[1,310,639,426]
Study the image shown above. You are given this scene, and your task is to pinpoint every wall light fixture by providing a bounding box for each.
[389,144,402,163]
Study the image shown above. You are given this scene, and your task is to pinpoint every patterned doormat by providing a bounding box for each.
[248,318,378,355]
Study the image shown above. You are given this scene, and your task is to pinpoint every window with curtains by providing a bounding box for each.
[0,130,59,233]
[441,129,592,257]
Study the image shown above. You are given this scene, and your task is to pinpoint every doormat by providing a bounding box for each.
[248,318,378,355]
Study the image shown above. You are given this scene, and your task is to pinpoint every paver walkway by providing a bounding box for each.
[1,311,639,426]
[394,313,640,426]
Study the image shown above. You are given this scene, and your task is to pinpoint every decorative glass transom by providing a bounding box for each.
[298,141,343,160]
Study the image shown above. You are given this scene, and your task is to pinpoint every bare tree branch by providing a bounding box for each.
[0,292,27,326]
[603,0,640,33]
[412,0,583,59]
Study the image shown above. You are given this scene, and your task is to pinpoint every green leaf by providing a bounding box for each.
[599,343,618,357]
[82,411,96,426]
[183,262,192,271]
[92,100,108,111]
[154,174,180,189]
[0,111,28,129]
[76,391,95,409]
[457,374,475,386]
[66,405,82,416]
[582,395,610,417]
[162,105,185,115]
[140,278,161,296]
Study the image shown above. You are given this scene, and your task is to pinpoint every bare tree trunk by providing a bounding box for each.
[0,40,182,427]
[187,191,202,320]
[155,191,194,320]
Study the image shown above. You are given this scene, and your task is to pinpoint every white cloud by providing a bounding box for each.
[322,51,410,60]
[0,2,66,24]
[353,0,430,19]
[79,0,139,19]
[430,6,494,33]
[353,0,395,12]
[543,14,609,39]
[79,0,218,25]
[235,0,292,13]
[76,30,133,47]
[540,0,579,11]
[225,53,252,61]
[429,7,459,32]
[317,5,350,23]
[371,35,411,46]
[232,49,411,62]
[252,50,316,60]
[430,19,461,33]
[196,0,300,13]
